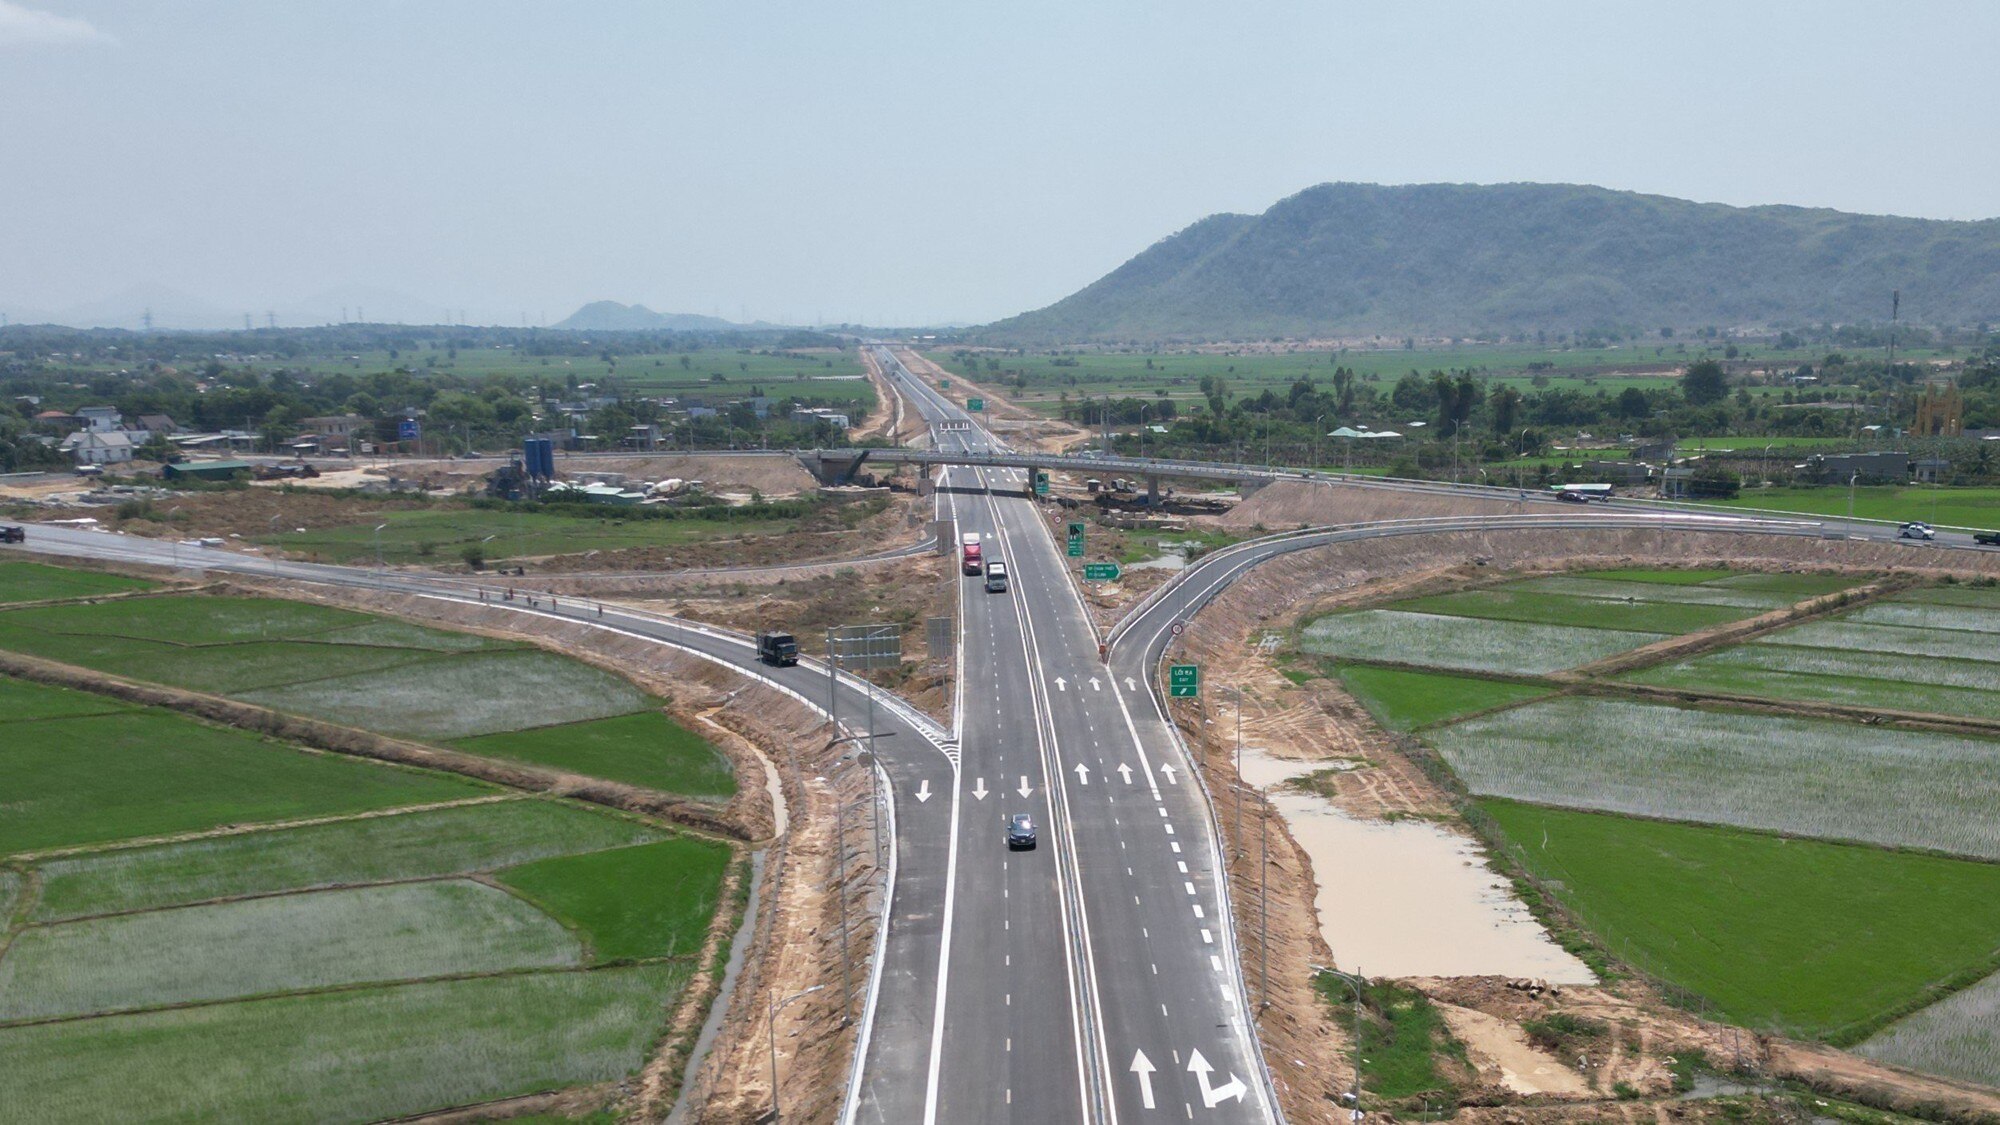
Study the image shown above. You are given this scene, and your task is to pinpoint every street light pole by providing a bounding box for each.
[373,522,388,585]
[1848,472,1859,522]
[1317,965,1367,1120]
[767,983,826,1123]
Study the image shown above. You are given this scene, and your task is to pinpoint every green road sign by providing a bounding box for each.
[1168,664,1200,698]
[1065,521,1085,557]
[1034,471,1050,496]
[967,397,984,412]
[1082,562,1121,582]
[939,379,950,389]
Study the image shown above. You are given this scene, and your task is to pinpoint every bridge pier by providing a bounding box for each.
[1146,475,1160,507]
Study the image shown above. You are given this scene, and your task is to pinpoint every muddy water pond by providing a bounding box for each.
[1239,746,1594,983]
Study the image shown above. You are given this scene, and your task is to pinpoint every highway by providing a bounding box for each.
[876,348,1274,1124]
[8,357,1983,1125]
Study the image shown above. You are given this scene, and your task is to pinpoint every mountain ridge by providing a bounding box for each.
[554,301,739,332]
[980,182,2000,343]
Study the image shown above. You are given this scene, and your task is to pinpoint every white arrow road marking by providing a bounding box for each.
[971,777,988,800]
[1125,676,1138,691]
[1017,776,1034,798]
[1187,1048,1248,1107]
[915,779,933,803]
[1054,676,1067,692]
[1130,1049,1158,1110]
[1072,762,1090,785]
[1089,676,1102,691]
[1160,762,1179,785]
[1116,763,1134,785]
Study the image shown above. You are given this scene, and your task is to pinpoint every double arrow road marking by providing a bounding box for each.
[1130,1049,1246,1110]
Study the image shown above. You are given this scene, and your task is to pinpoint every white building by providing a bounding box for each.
[76,406,124,432]
[62,430,136,466]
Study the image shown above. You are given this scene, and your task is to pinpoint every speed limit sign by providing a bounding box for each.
[1169,622,1185,637]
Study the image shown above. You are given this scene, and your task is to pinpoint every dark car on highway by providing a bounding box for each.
[1975,530,2000,547]
[1007,813,1036,850]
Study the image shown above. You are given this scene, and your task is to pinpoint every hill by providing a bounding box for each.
[982,183,2000,343]
[555,301,738,332]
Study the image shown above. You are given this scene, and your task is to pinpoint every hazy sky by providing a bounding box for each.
[5,1,1997,328]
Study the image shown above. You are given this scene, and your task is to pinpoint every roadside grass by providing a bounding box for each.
[0,708,490,856]
[1699,485,2000,530]
[0,675,132,722]
[0,560,153,604]
[1431,698,2000,860]
[0,964,688,1124]
[1625,645,2000,722]
[0,872,19,925]
[238,649,653,741]
[1394,587,1751,634]
[1482,800,2000,1041]
[1314,973,1466,1103]
[1328,664,1551,730]
[0,881,581,1021]
[1299,609,1664,675]
[1097,526,1244,566]
[31,800,660,921]
[453,710,736,801]
[262,507,801,566]
[498,839,732,963]
[1858,968,2000,1088]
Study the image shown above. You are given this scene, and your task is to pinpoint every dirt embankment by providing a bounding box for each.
[1174,682,1351,1122]
[683,723,884,1123]
[1210,478,1524,533]
[855,347,928,447]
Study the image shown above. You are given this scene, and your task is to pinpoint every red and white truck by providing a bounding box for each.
[960,531,983,575]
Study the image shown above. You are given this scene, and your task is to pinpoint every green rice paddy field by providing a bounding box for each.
[1299,567,2000,1077]
[0,666,732,1122]
[0,559,154,604]
[0,593,734,801]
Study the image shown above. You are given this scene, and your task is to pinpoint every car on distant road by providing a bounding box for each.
[1557,490,1589,504]
[1007,813,1036,850]
[1973,530,2000,546]
[1899,521,1937,540]
[0,524,23,543]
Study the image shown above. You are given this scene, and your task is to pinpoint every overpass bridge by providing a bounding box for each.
[802,445,1303,503]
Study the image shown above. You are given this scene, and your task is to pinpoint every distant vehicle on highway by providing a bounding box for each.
[756,630,799,666]
[1899,521,1937,540]
[0,524,23,543]
[1973,530,2000,546]
[960,531,983,575]
[1557,490,1589,504]
[984,560,1009,593]
[1007,813,1036,850]
[195,537,225,548]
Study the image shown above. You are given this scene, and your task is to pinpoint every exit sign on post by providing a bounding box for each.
[1082,562,1121,582]
[1065,521,1085,557]
[967,398,984,412]
[1168,665,1200,698]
